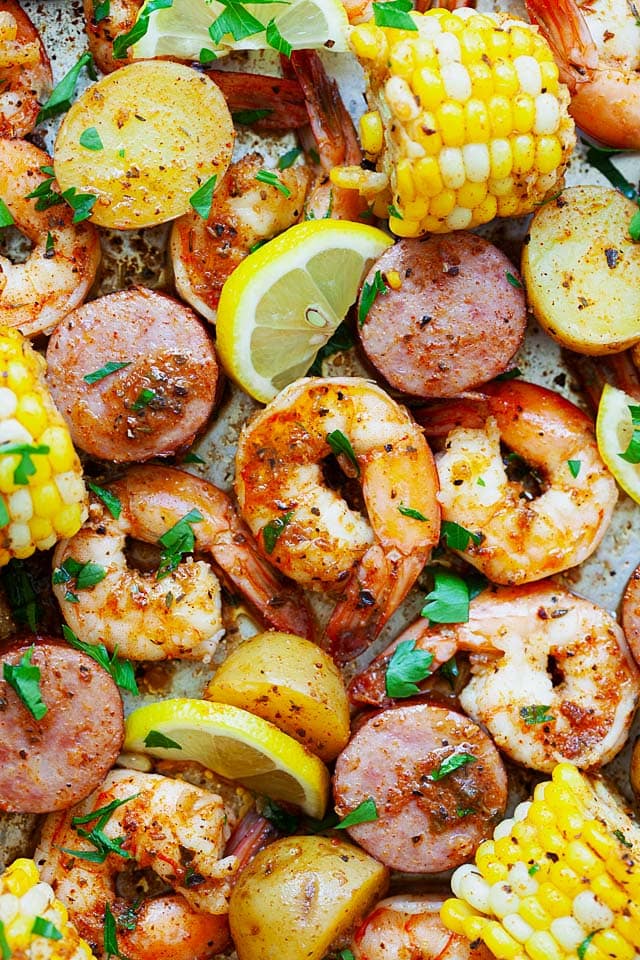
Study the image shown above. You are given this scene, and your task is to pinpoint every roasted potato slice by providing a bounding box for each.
[522,185,640,355]
[54,61,234,230]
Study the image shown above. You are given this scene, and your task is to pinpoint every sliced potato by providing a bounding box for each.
[54,61,234,230]
[229,836,389,960]
[522,185,640,355]
[205,632,350,762]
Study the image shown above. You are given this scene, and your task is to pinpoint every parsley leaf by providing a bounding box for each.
[278,147,302,170]
[32,918,62,941]
[63,624,139,695]
[262,798,300,834]
[45,231,55,258]
[157,509,203,580]
[358,269,387,326]
[506,271,523,289]
[83,361,131,384]
[266,19,292,56]
[619,404,640,463]
[3,646,47,720]
[440,655,459,689]
[182,451,205,464]
[577,932,598,960]
[494,367,522,381]
[422,568,484,624]
[79,127,104,151]
[567,459,581,478]
[0,198,13,227]
[385,639,433,698]
[93,0,111,22]
[373,0,416,30]
[456,806,475,818]
[613,828,633,848]
[113,0,173,58]
[62,187,97,223]
[143,729,182,750]
[25,169,65,212]
[104,902,127,958]
[199,47,217,63]
[0,920,10,960]
[585,146,638,201]
[87,481,122,520]
[53,557,106,591]
[131,387,156,412]
[36,51,96,124]
[427,752,476,781]
[388,203,403,220]
[255,169,292,197]
[262,511,293,553]
[0,442,50,485]
[326,429,359,476]
[335,797,378,829]
[232,108,272,125]
[190,174,218,220]
[65,794,139,865]
[307,320,354,375]
[398,504,428,521]
[440,521,482,551]
[209,2,265,43]
[520,704,554,725]
[630,209,640,242]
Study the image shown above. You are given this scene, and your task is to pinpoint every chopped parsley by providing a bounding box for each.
[199,47,217,63]
[93,0,110,22]
[262,798,300,834]
[79,127,104,151]
[53,557,106,595]
[2,646,47,720]
[385,638,433,698]
[387,203,403,220]
[398,504,428,521]
[440,520,482,551]
[585,145,638,202]
[0,920,10,960]
[143,729,182,750]
[131,387,156,412]
[630,208,640,242]
[619,404,640,463]
[262,511,293,554]
[113,0,173,58]
[190,174,218,220]
[307,320,354,375]
[209,3,265,45]
[25,168,65,212]
[440,655,459,689]
[255,169,292,197]
[421,568,486,625]
[372,0,416,30]
[520,704,554,725]
[63,793,139,864]
[358,269,387,326]
[427,752,476,782]
[84,361,131,385]
[104,902,127,959]
[335,797,378,829]
[567,459,581,478]
[63,625,138,695]
[613,829,633,849]
[157,509,203,580]
[62,187,97,224]
[45,231,55,258]
[278,147,302,171]
[266,19,292,56]
[0,442,50,485]
[0,199,13,227]
[506,271,523,289]
[577,932,598,960]
[87,481,122,519]
[326,429,359,476]
[36,51,97,124]
[32,918,62,941]
[232,108,272,125]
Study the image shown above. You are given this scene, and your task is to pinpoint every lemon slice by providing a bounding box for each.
[216,219,393,402]
[124,698,330,818]
[131,0,349,59]
[596,383,640,504]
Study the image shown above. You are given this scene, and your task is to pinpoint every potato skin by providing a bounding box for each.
[522,185,640,355]
[54,61,234,230]
[205,632,350,762]
[229,836,389,960]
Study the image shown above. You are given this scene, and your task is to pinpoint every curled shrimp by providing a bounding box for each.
[350,580,639,773]
[0,1,51,138]
[52,464,314,660]
[0,139,101,336]
[234,376,440,663]
[350,894,492,960]
[36,769,235,960]
[170,152,311,323]
[525,0,640,149]
[417,380,617,585]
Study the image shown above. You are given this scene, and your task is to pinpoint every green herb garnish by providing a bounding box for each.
[335,797,378,829]
[385,639,433,698]
[157,509,203,580]
[427,752,476,782]
[2,646,47,720]
[262,511,293,554]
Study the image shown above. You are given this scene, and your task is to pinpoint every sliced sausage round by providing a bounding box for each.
[333,703,507,873]
[622,564,640,666]
[0,638,124,812]
[358,234,526,398]
[46,286,220,462]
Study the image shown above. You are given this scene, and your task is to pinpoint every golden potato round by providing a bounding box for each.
[54,61,234,230]
[205,632,350,762]
[522,185,640,355]
[229,836,389,960]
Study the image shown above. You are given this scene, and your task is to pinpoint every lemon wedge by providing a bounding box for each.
[124,698,330,818]
[216,219,393,402]
[131,0,349,59]
[596,383,640,504]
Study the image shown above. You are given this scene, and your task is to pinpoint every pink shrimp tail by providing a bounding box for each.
[525,0,598,90]
[224,811,279,866]
[564,349,640,415]
[207,70,310,131]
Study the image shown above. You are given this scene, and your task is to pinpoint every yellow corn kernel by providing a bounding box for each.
[412,67,445,111]
[359,110,384,155]
[548,862,586,898]
[539,59,560,95]
[438,147,465,189]
[440,898,476,935]
[396,157,416,203]
[412,114,443,155]
[52,502,84,539]
[565,840,604,880]
[414,156,444,197]
[456,180,487,209]
[437,100,465,147]
[16,392,47,439]
[390,39,417,77]
[493,60,519,99]
[462,915,489,941]
[39,426,76,473]
[31,482,61,519]
[441,12,464,35]
[459,28,486,64]
[509,25,531,57]
[536,135,563,175]
[524,930,564,960]
[465,99,490,142]
[488,138,513,180]
[614,915,640,950]
[467,61,493,100]
[474,192,498,225]
[402,197,429,220]
[518,897,552,931]
[592,929,635,960]
[497,193,520,218]
[494,836,522,867]
[511,134,536,174]
[5,859,39,895]
[537,882,572,918]
[29,515,54,546]
[591,873,629,913]
[0,455,18,494]
[512,93,535,133]
[350,22,384,60]
[483,921,521,959]
[384,269,402,290]
[486,26,510,60]
[488,95,513,137]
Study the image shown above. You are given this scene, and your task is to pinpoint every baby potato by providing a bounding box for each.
[522,185,640,355]
[205,632,350,762]
[54,61,234,230]
[229,835,389,960]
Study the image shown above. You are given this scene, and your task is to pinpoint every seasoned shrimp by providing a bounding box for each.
[83,0,138,74]
[170,153,311,323]
[0,139,101,337]
[351,581,639,773]
[53,464,314,660]
[417,380,617,585]
[351,894,493,960]
[0,1,51,138]
[235,376,440,662]
[35,769,235,960]
[526,0,640,149]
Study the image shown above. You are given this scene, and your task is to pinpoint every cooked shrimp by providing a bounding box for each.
[351,894,492,960]
[235,376,440,663]
[52,464,314,660]
[35,769,235,960]
[351,581,639,773]
[0,1,51,138]
[417,380,617,585]
[170,152,311,323]
[526,0,640,150]
[621,561,640,667]
[0,139,101,337]
[83,0,138,74]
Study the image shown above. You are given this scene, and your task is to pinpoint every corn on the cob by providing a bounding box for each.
[441,763,640,960]
[0,327,87,565]
[0,858,96,960]
[338,7,576,236]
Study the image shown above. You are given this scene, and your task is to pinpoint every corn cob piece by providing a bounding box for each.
[338,7,576,236]
[0,858,96,959]
[0,327,87,565]
[441,763,640,960]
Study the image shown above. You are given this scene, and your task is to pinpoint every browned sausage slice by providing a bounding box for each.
[0,639,124,812]
[622,564,640,666]
[358,234,526,398]
[333,703,507,873]
[46,287,220,462]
